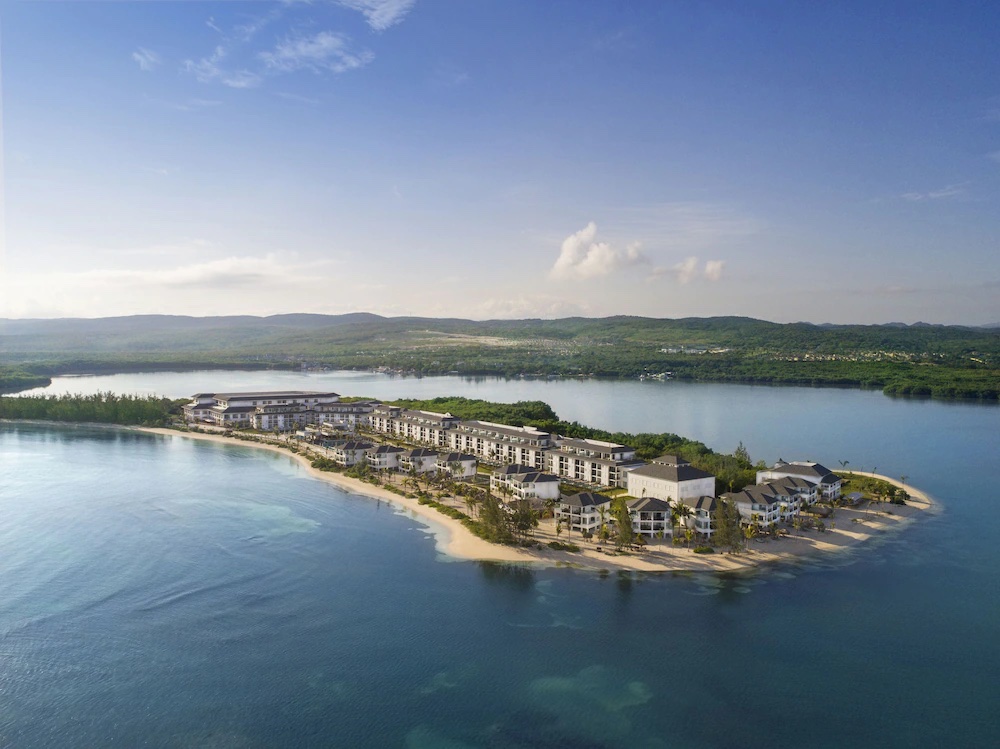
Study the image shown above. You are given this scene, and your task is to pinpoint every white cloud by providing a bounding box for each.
[260,31,374,74]
[651,257,725,284]
[550,222,647,281]
[183,46,263,89]
[338,0,416,31]
[900,183,968,201]
[132,48,160,72]
[703,259,725,281]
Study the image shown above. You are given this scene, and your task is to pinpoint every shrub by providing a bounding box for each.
[547,540,581,552]
[693,545,715,554]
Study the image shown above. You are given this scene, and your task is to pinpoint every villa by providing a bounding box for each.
[435,452,478,480]
[556,492,612,534]
[757,460,842,499]
[366,444,405,471]
[679,495,718,539]
[327,440,374,468]
[626,496,673,538]
[490,465,561,502]
[399,448,440,474]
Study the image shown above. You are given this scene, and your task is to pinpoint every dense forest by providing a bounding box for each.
[0,392,183,425]
[2,314,997,400]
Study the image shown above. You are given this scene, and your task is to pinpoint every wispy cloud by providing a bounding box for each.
[184,45,263,89]
[651,257,726,284]
[260,31,373,74]
[900,183,968,201]
[144,96,223,112]
[550,222,647,281]
[337,0,417,31]
[132,48,160,72]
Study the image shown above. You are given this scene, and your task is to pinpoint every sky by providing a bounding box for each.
[1,0,998,325]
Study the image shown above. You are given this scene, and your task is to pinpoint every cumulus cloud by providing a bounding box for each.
[260,31,373,74]
[703,259,725,281]
[550,222,647,281]
[338,0,417,31]
[132,48,161,72]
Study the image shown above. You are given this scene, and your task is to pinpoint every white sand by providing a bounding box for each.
[137,428,935,573]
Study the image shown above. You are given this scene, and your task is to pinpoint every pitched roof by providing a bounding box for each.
[652,453,690,466]
[405,448,439,458]
[559,492,612,508]
[627,497,673,514]
[629,462,713,482]
[769,461,838,483]
[681,495,719,513]
[437,452,477,463]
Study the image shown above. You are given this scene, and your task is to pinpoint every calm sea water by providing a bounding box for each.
[4,373,999,747]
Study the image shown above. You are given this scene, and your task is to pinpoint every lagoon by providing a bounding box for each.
[4,372,999,746]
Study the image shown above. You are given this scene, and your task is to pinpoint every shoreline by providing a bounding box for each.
[134,426,937,574]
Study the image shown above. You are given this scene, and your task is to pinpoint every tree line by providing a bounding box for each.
[0,392,184,425]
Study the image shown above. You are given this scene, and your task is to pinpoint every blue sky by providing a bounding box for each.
[1,0,998,323]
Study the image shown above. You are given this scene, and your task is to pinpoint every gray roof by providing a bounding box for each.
[367,445,404,455]
[627,496,673,514]
[508,471,559,484]
[769,461,838,484]
[493,464,537,476]
[211,390,340,400]
[629,462,714,482]
[437,452,477,463]
[681,495,718,513]
[559,492,612,508]
[652,453,690,466]
[405,448,439,458]
[333,441,373,451]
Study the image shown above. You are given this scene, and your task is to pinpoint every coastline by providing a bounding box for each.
[135,426,937,574]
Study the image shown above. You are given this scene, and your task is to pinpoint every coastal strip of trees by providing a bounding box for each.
[0,392,184,425]
[0,368,50,394]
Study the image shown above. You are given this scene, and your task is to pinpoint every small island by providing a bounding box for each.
[132,388,933,573]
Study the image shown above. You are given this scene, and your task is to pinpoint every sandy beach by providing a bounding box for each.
[137,427,936,574]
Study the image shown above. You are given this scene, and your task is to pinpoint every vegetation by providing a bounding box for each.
[547,540,581,552]
[0,368,50,394]
[0,392,183,425]
[712,499,745,554]
[1,314,997,400]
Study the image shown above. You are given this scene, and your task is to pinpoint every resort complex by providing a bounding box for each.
[183,390,842,544]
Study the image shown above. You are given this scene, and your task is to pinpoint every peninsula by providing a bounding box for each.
[137,388,935,573]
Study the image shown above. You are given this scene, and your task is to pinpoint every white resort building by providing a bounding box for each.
[368,406,461,447]
[448,421,555,469]
[435,452,478,480]
[399,448,440,474]
[545,437,646,488]
[490,465,561,502]
[626,454,717,503]
[182,391,372,431]
[626,496,673,538]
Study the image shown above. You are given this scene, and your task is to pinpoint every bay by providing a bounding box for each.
[3,371,999,747]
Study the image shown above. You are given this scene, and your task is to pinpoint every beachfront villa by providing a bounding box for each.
[626,496,673,538]
[435,452,478,480]
[366,444,405,471]
[757,460,842,499]
[679,495,718,539]
[626,454,717,503]
[328,440,374,468]
[556,492,612,534]
[400,448,440,474]
[490,465,561,502]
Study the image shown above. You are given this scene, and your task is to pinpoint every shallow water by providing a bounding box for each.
[3,374,999,747]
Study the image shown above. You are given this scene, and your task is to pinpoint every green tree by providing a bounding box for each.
[611,497,634,551]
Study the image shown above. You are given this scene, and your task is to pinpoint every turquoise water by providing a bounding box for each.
[4,375,999,746]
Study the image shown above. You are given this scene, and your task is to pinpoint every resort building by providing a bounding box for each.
[721,486,783,528]
[545,437,645,488]
[447,421,554,469]
[327,440,374,468]
[182,390,349,430]
[679,495,718,539]
[626,496,673,538]
[399,448,440,474]
[367,405,460,447]
[556,492,612,534]
[757,460,842,499]
[626,455,716,503]
[490,465,561,502]
[435,452,478,480]
[366,444,405,471]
